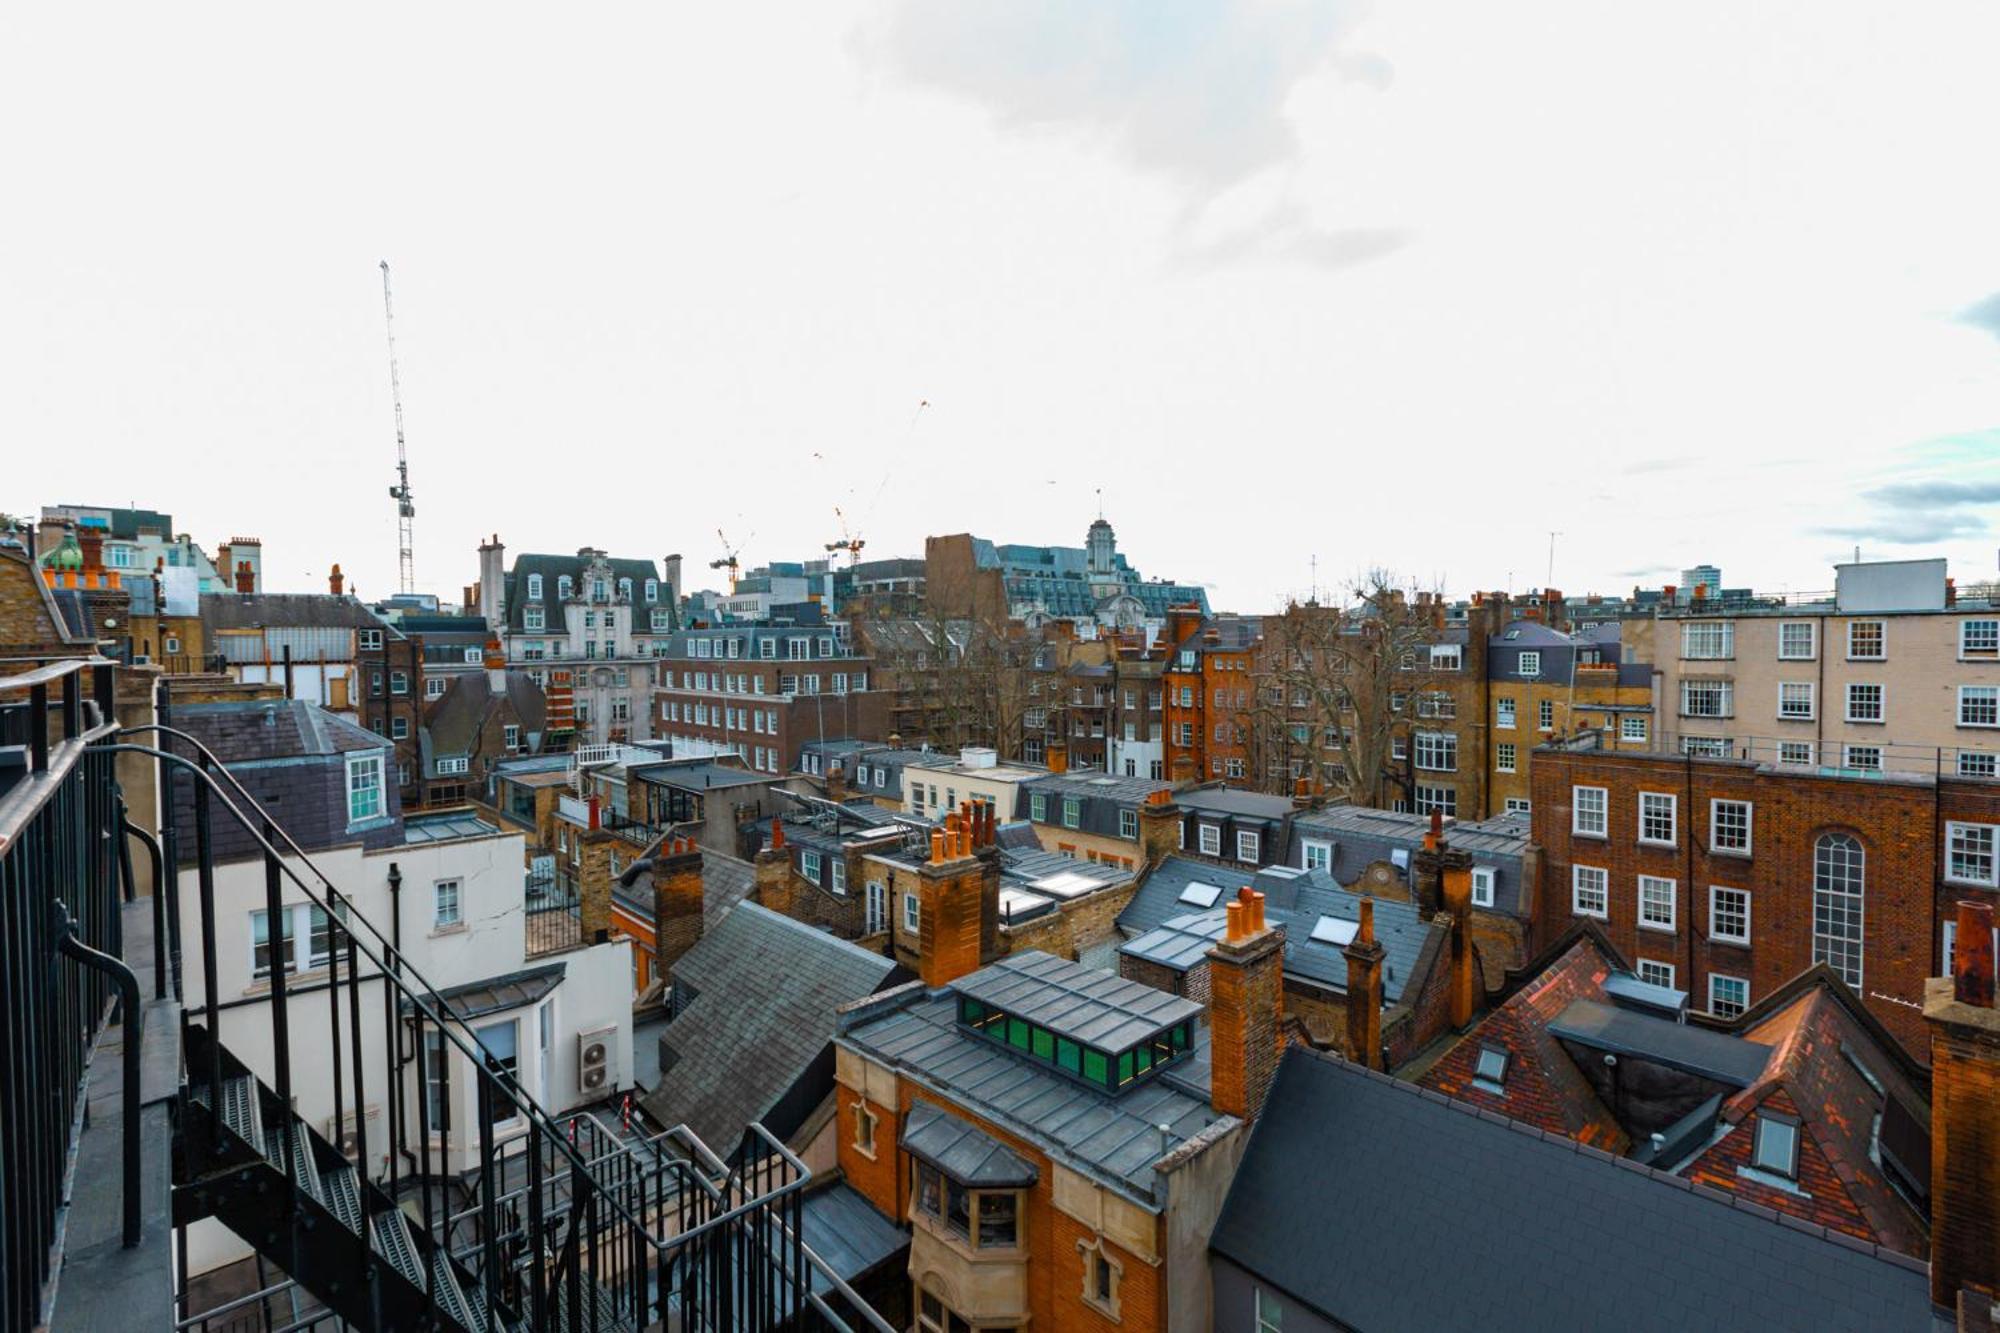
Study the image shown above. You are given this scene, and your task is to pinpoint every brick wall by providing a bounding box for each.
[1002,882,1137,962]
[0,549,67,646]
[1926,976,2000,1308]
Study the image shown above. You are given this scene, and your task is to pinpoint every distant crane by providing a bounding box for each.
[824,505,866,568]
[379,261,417,595]
[711,528,746,592]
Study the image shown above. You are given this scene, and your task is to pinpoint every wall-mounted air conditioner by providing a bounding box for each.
[577,1024,618,1095]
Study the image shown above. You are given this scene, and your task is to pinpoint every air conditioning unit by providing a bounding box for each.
[324,1105,381,1164]
[578,1025,618,1096]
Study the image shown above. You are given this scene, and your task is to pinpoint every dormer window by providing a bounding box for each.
[1752,1111,1799,1180]
[527,573,543,601]
[645,578,659,602]
[1473,1045,1509,1094]
[557,575,573,601]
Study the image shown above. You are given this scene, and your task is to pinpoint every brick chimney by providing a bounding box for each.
[1342,897,1386,1070]
[478,534,507,628]
[1291,775,1313,811]
[754,819,795,918]
[1171,753,1197,787]
[1046,738,1069,775]
[233,560,255,594]
[827,759,850,803]
[1926,900,2000,1311]
[650,836,705,987]
[1408,809,1468,920]
[916,808,995,988]
[484,636,507,693]
[329,563,345,596]
[1440,849,1478,1030]
[1208,887,1285,1120]
[1136,789,1181,867]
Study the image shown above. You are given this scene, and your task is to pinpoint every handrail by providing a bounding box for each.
[0,655,111,692]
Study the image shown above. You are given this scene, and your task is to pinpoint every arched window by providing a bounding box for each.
[1813,833,1865,987]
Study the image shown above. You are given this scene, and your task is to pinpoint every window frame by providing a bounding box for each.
[1812,832,1866,988]
[1470,865,1496,908]
[346,752,386,825]
[1844,682,1885,724]
[1710,799,1752,856]
[1637,791,1677,846]
[1946,821,1999,888]
[1960,685,2000,729]
[1198,824,1222,856]
[1637,959,1676,989]
[1709,885,1751,945]
[1572,864,1609,919]
[1572,785,1607,838]
[1846,620,1885,661]
[1709,973,1750,1019]
[433,878,462,929]
[1236,830,1260,863]
[1619,714,1648,744]
[1777,621,1817,661]
[1638,874,1677,932]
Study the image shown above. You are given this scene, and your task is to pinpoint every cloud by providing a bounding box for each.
[1818,513,1991,544]
[1862,478,2000,509]
[1172,202,1409,272]
[1613,566,1674,579]
[1959,291,2000,342]
[1620,458,1694,477]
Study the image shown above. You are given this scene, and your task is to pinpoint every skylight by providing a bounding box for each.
[1177,881,1224,908]
[1752,1113,1799,1179]
[1034,872,1099,899]
[1308,916,1359,946]
[1474,1045,1510,1092]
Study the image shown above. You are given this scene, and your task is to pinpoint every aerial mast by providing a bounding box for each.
[380,260,417,594]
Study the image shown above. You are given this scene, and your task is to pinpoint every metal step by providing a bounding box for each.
[546,1280,630,1333]
[371,1207,423,1287]
[192,1074,266,1156]
[283,1122,322,1207]
[429,1251,481,1333]
[320,1162,362,1233]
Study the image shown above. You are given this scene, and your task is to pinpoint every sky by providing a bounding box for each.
[5,1,2000,612]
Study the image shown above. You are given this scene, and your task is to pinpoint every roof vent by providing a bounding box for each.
[959,746,998,770]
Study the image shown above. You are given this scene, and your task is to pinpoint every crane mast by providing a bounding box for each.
[380,260,416,594]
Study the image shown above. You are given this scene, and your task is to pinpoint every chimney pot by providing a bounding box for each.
[1954,900,1996,1008]
[769,820,785,851]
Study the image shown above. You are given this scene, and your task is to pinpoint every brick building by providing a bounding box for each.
[1529,731,2000,1056]
[651,623,889,777]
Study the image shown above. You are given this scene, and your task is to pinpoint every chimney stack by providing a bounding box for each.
[1925,900,2000,1312]
[1137,788,1181,867]
[1440,853,1478,1030]
[329,563,345,596]
[1291,775,1313,810]
[234,560,255,594]
[1409,809,1468,921]
[478,534,506,629]
[1208,887,1285,1121]
[1342,897,1386,1070]
[651,836,706,987]
[484,636,507,692]
[1046,738,1069,775]
[664,553,683,598]
[916,808,997,988]
[754,821,795,917]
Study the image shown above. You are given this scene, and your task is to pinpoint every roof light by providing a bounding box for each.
[1309,915,1359,946]
[1473,1045,1509,1092]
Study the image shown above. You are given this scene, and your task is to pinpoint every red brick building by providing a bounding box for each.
[1529,735,2000,1057]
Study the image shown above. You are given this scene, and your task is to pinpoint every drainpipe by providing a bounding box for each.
[388,862,421,1177]
[57,905,143,1247]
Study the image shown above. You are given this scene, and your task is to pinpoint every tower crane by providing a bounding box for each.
[379,261,417,594]
[711,529,746,592]
[823,505,866,568]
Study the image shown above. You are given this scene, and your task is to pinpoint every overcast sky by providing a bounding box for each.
[6,2,2000,612]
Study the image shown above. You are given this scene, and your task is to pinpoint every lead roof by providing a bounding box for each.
[900,1100,1040,1187]
[950,952,1203,1053]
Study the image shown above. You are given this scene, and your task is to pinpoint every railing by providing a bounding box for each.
[524,873,584,957]
[0,658,131,1331]
[1556,727,2000,782]
[140,699,890,1330]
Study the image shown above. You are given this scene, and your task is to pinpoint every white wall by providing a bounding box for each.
[178,830,634,1274]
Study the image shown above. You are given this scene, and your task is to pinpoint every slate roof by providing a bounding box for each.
[500,552,666,634]
[1173,787,1295,821]
[422,670,547,770]
[642,904,899,1152]
[796,1184,907,1289]
[608,849,757,932]
[1211,1047,1932,1333]
[1547,998,1771,1085]
[1022,770,1175,806]
[837,958,1225,1205]
[951,953,1203,1053]
[175,698,387,762]
[900,1100,1040,1187]
[1288,806,1530,919]
[403,962,566,1021]
[201,593,394,632]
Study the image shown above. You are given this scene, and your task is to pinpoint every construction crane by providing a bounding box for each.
[710,528,744,592]
[379,260,417,595]
[823,505,866,568]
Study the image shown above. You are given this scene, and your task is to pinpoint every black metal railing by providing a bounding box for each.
[139,705,891,1331]
[524,872,584,957]
[0,658,133,1331]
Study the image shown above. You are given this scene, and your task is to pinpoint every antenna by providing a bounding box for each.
[380,261,416,594]
[1547,531,1562,590]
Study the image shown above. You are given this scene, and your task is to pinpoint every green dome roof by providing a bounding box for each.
[41,529,83,570]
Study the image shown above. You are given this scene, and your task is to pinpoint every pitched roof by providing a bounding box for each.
[641,904,899,1154]
[421,670,547,768]
[200,592,394,632]
[500,552,667,633]
[1212,1047,1931,1332]
[174,698,388,764]
[900,1099,1040,1187]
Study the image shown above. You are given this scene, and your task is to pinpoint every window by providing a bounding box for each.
[1572,785,1607,837]
[1496,697,1516,729]
[347,753,385,823]
[1198,825,1222,856]
[1414,731,1457,772]
[1947,822,1998,887]
[801,850,823,882]
[1777,681,1815,721]
[1961,751,1999,778]
[850,1099,877,1157]
[1778,740,1815,766]
[1504,797,1532,814]
[1417,691,1456,719]
[1842,744,1882,771]
[1620,714,1648,744]
[829,860,847,896]
[1681,622,1734,660]
[865,881,887,934]
[423,1031,450,1134]
[1710,885,1750,944]
[1494,742,1516,773]
[1119,809,1139,840]
[475,1020,521,1126]
[1847,621,1884,660]
[1473,1044,1509,1093]
[1845,682,1884,723]
[1391,736,1408,761]
[1413,784,1456,817]
[390,717,409,740]
[1680,679,1732,718]
[1302,840,1331,872]
[437,756,469,776]
[1961,619,2000,660]
[433,879,461,928]
[1961,686,2000,728]
[164,634,181,655]
[1778,621,1816,660]
[1572,865,1608,918]
[503,724,520,752]
[526,573,544,601]
[1030,791,1048,822]
[524,607,545,631]
[389,670,409,695]
[1236,830,1261,862]
[1078,1239,1123,1320]
[1431,644,1463,671]
[1538,699,1554,730]
[1752,1112,1799,1179]
[1709,973,1750,1019]
[1062,796,1081,830]
[903,893,919,933]
[1519,650,1542,677]
[1471,866,1496,908]
[557,575,572,601]
[1225,757,1246,779]
[1255,1287,1287,1333]
[1638,875,1677,931]
[1637,959,1676,989]
[1711,799,1752,855]
[359,628,384,652]
[425,676,448,700]
[1637,792,1676,843]
[1813,832,1865,987]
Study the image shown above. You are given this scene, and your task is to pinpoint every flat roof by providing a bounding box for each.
[951,952,1204,1054]
[1548,999,1771,1086]
[402,811,502,844]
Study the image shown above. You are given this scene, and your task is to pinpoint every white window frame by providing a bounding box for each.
[1680,679,1732,719]
[1637,792,1677,845]
[346,752,385,824]
[1960,685,2000,729]
[1414,731,1457,773]
[1777,621,1816,661]
[831,859,847,896]
[1572,865,1608,919]
[1236,830,1260,863]
[1960,751,1998,779]
[1709,885,1751,944]
[865,881,887,934]
[1302,839,1332,872]
[1494,742,1516,774]
[1470,866,1496,908]
[1846,620,1885,661]
[1680,622,1734,660]
[1709,799,1752,856]
[1430,643,1463,672]
[1619,714,1648,744]
[1496,697,1516,730]
[801,849,822,882]
[1198,824,1222,856]
[1842,744,1882,771]
[1572,785,1607,838]
[1946,822,1999,888]
[1638,875,1677,932]
[1961,618,2000,661]
[1637,959,1676,989]
[1119,809,1139,840]
[1778,681,1815,721]
[434,879,462,928]
[1518,650,1542,678]
[902,892,919,933]
[1538,698,1555,731]
[1844,682,1885,724]
[1504,797,1532,814]
[1778,740,1816,767]
[1708,973,1750,1019]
